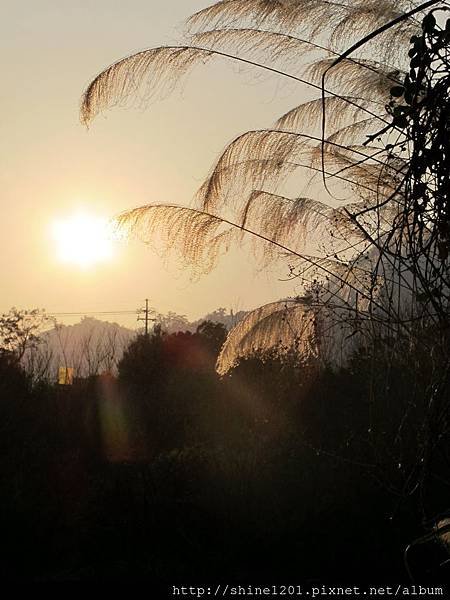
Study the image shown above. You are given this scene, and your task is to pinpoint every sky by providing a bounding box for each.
[1,0,310,329]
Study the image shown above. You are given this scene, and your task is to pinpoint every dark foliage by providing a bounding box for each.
[0,322,448,583]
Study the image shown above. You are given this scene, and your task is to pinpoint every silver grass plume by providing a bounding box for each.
[81,0,437,372]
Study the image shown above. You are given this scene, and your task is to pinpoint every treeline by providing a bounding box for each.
[0,321,448,582]
[19,308,247,382]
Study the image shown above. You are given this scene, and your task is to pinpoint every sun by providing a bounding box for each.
[51,212,115,268]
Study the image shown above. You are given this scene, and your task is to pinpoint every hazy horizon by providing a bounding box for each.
[1,0,310,328]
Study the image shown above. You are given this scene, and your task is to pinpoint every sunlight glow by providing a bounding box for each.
[51,212,115,268]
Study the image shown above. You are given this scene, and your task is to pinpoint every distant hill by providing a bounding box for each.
[23,309,248,381]
[24,317,135,380]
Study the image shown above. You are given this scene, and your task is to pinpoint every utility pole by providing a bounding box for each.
[137,298,155,336]
[144,298,149,336]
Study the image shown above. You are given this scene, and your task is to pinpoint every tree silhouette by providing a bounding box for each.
[0,308,54,362]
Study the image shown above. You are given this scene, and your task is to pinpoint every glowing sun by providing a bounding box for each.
[51,212,115,268]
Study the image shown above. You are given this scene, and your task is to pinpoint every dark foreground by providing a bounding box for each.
[0,333,448,585]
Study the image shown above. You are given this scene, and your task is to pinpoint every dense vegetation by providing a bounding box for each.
[0,320,447,582]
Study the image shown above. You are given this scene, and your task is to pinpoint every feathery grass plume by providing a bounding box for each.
[216,299,318,374]
[186,0,418,41]
[188,28,404,88]
[195,134,404,222]
[215,289,374,374]
[242,190,401,253]
[81,0,419,126]
[189,28,333,65]
[81,46,219,125]
[194,130,398,213]
[81,0,441,372]
[186,0,421,69]
[239,192,344,261]
[304,57,404,94]
[115,204,239,276]
[274,97,384,134]
[195,130,314,211]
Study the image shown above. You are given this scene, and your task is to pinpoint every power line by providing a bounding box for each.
[48,302,158,333]
[48,310,139,317]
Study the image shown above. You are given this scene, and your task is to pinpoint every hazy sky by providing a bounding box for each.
[1,0,309,328]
